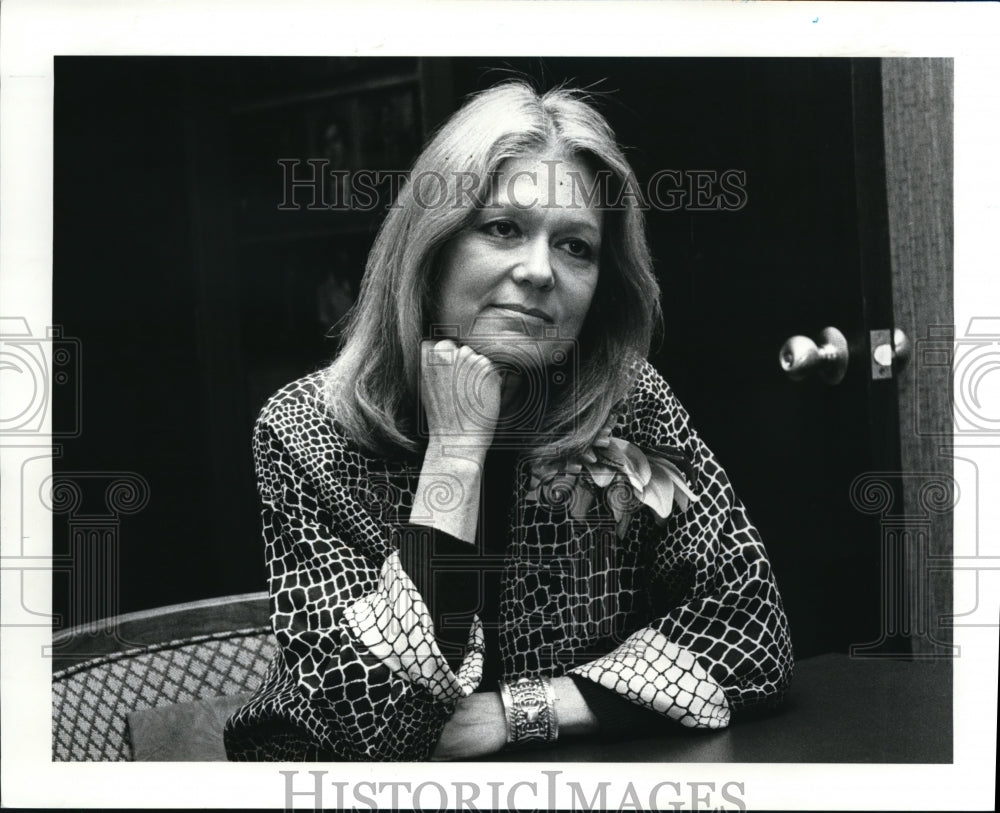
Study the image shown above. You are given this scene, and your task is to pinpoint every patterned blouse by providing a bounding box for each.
[224,360,793,761]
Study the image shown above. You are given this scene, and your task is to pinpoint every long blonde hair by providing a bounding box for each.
[323,80,661,460]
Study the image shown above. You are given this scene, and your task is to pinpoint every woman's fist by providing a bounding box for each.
[419,339,503,448]
[431,691,508,760]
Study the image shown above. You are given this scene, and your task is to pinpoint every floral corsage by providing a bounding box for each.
[526,423,699,539]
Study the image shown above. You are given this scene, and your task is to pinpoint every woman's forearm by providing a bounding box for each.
[413,443,486,543]
[551,676,600,737]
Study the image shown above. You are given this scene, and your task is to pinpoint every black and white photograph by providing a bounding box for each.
[0,3,997,811]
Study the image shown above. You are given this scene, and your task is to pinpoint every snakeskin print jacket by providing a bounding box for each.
[224,360,793,761]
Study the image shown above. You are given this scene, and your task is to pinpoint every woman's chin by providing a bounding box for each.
[462,336,575,374]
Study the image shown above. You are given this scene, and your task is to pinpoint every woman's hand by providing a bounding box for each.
[414,340,504,542]
[420,339,503,452]
[429,677,600,760]
[430,691,508,761]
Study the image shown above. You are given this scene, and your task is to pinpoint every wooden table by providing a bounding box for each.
[488,654,952,763]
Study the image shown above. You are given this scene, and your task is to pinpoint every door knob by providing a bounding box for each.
[779,326,849,385]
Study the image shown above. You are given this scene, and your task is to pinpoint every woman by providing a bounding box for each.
[224,81,793,761]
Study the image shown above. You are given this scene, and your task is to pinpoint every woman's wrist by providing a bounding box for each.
[498,677,559,747]
[550,676,599,737]
[413,445,484,543]
[423,433,491,463]
[495,675,600,749]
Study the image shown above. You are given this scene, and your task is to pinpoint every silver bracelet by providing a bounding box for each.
[499,677,558,746]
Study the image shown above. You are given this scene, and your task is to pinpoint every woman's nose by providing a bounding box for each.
[511,237,555,290]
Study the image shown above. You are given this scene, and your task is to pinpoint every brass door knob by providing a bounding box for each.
[779,326,849,385]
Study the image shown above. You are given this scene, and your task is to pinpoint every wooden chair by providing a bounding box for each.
[51,592,274,761]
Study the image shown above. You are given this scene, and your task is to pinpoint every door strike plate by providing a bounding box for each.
[870,329,892,380]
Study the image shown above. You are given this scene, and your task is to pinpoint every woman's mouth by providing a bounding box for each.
[488,303,553,323]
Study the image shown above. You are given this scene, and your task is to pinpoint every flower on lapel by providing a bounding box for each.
[526,437,698,538]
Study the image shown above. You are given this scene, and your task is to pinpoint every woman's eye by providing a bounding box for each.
[563,238,594,260]
[483,220,519,238]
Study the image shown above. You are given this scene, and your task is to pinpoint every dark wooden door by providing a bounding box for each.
[450,57,903,659]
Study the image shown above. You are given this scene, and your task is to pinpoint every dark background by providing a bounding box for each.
[53,57,893,659]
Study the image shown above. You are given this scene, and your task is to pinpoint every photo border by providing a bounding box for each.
[1,1,997,809]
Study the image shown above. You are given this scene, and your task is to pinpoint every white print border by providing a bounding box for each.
[1,2,999,812]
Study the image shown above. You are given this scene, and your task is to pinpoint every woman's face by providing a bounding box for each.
[433,151,603,368]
